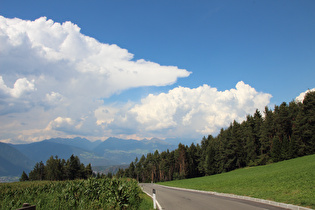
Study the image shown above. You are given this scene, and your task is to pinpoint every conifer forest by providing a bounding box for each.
[120,91,315,182]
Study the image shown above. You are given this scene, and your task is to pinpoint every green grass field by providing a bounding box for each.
[159,154,315,209]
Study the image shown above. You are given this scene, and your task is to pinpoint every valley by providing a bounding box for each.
[0,137,178,179]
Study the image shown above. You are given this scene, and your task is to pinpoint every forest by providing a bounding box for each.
[119,91,315,182]
[20,155,93,181]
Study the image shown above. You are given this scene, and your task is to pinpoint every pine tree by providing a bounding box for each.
[224,122,245,171]
[159,151,169,181]
[85,163,93,178]
[115,168,125,178]
[271,136,282,162]
[128,161,136,179]
[204,141,216,175]
[152,150,160,182]
[259,106,275,164]
[215,129,227,174]
[187,143,201,178]
[299,91,315,154]
[29,161,45,181]
[45,156,65,181]
[281,135,291,160]
[274,102,292,142]
[66,155,81,180]
[167,150,175,181]
[244,115,257,166]
[20,171,29,181]
[198,136,209,175]
[137,155,146,182]
[175,144,188,179]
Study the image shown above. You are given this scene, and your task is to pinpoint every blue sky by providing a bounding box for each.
[0,0,314,143]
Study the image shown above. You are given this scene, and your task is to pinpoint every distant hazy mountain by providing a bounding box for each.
[94,137,145,152]
[93,137,176,164]
[1,137,177,176]
[48,137,102,151]
[0,142,34,176]
[12,140,114,166]
[94,137,174,153]
[93,164,129,175]
[164,137,201,146]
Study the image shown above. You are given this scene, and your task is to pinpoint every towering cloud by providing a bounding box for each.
[0,16,190,99]
[0,16,190,142]
[98,81,272,138]
[0,16,281,143]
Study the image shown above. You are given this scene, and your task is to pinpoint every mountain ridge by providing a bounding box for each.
[0,142,35,176]
[1,137,179,177]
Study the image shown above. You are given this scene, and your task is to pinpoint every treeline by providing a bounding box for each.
[120,91,315,182]
[20,155,93,181]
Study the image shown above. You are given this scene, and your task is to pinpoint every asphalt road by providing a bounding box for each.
[140,183,287,210]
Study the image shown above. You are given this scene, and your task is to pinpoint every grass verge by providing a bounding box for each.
[159,154,315,209]
[139,192,154,210]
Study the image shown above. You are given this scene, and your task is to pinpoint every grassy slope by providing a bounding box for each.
[159,154,315,209]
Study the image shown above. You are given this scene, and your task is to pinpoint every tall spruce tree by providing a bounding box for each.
[297,91,315,155]
[29,161,45,181]
[66,155,82,180]
[20,171,29,181]
[259,106,275,164]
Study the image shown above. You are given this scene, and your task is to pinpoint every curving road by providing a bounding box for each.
[140,183,288,210]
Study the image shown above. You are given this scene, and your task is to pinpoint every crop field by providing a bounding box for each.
[159,154,315,209]
[0,178,144,210]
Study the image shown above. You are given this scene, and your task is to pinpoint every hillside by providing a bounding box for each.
[160,154,315,209]
[12,140,114,166]
[0,142,34,176]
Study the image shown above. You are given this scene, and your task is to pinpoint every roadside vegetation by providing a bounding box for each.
[0,177,143,209]
[3,153,153,210]
[159,154,315,209]
[139,192,154,210]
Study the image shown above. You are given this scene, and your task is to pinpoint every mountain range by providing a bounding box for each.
[0,137,179,177]
[0,142,35,176]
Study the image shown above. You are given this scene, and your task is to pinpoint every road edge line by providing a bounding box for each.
[158,185,312,210]
[142,188,162,210]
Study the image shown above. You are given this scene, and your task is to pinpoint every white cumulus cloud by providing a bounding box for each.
[0,76,35,98]
[98,81,272,139]
[0,15,190,143]
[295,88,315,102]
[4,16,309,143]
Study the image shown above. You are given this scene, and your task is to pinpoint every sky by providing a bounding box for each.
[0,0,314,144]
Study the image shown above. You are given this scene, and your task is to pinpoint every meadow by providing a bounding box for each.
[159,154,315,209]
[0,177,151,210]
